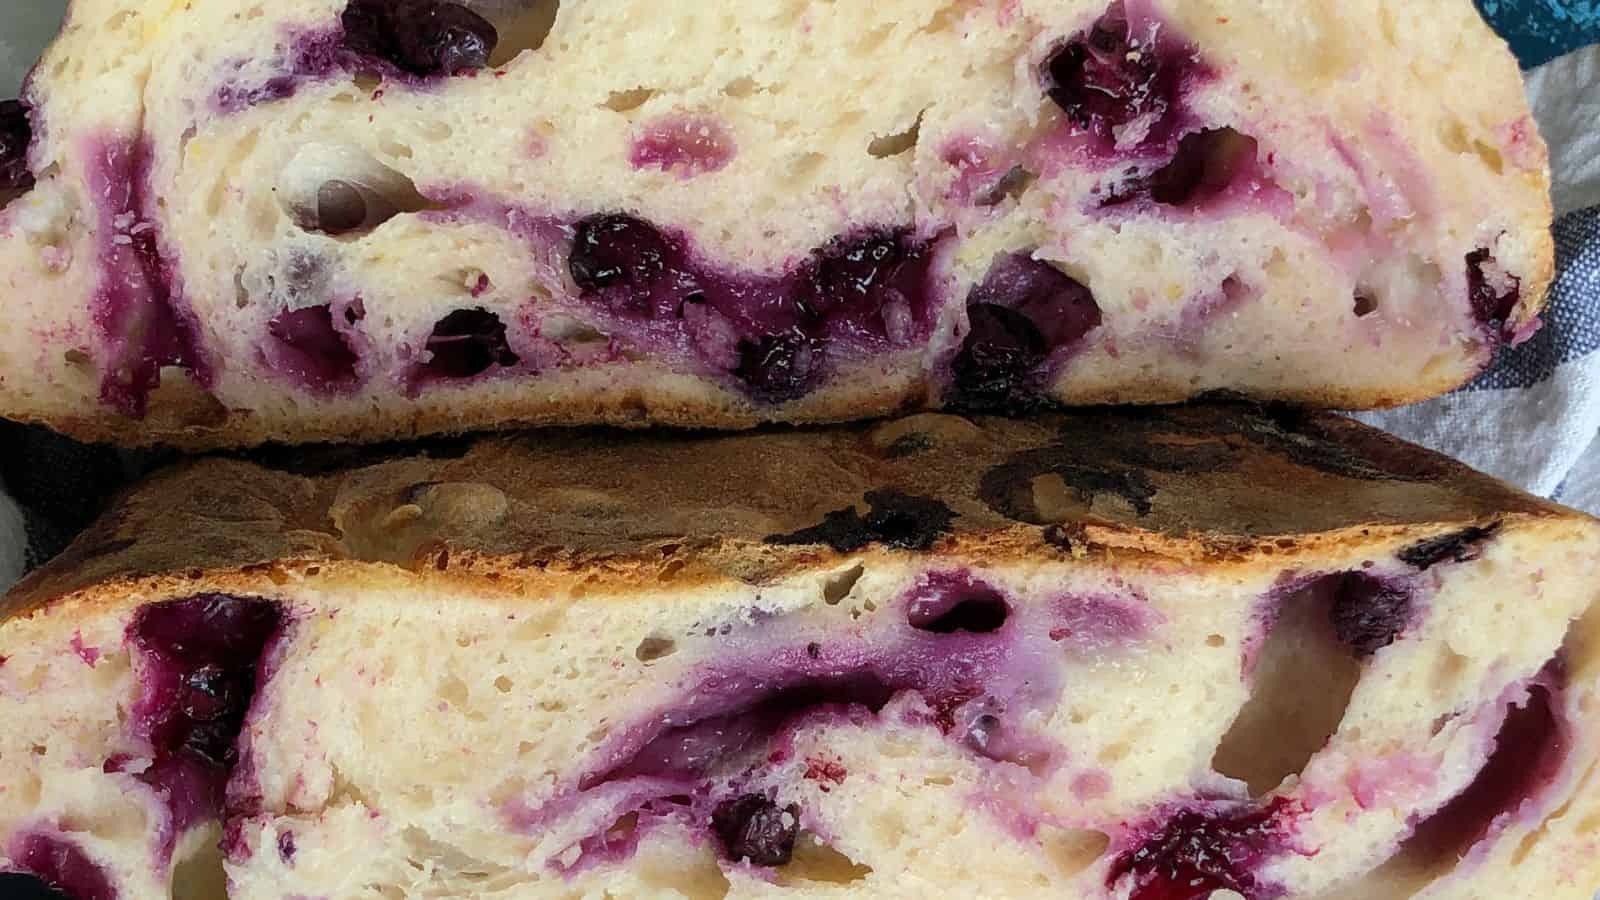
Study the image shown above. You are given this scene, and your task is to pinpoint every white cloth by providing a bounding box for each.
[1359,44,1600,513]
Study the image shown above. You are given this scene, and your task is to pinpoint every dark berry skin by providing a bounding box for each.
[422,308,520,379]
[1327,572,1412,657]
[767,489,957,552]
[1398,524,1500,571]
[0,99,34,193]
[734,329,817,402]
[1466,248,1522,336]
[951,254,1101,411]
[1109,799,1292,900]
[711,794,800,866]
[803,232,904,321]
[342,0,499,77]
[1044,1,1191,149]
[570,214,671,294]
[565,213,942,400]
[953,303,1049,402]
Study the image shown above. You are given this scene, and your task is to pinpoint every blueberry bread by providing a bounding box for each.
[2,404,1597,899]
[0,0,1554,448]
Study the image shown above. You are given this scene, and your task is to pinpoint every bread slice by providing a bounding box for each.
[0,0,1553,449]
[1,405,1596,899]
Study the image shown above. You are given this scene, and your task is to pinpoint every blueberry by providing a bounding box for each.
[278,831,298,863]
[0,99,34,193]
[0,874,73,900]
[342,0,499,77]
[803,231,907,321]
[908,582,1011,634]
[734,329,818,401]
[1045,2,1176,143]
[1398,524,1500,571]
[180,664,240,722]
[966,254,1101,348]
[8,834,116,900]
[711,794,800,866]
[1466,248,1521,335]
[422,308,520,379]
[568,213,695,319]
[766,489,956,552]
[1109,800,1291,900]
[951,303,1049,405]
[128,595,283,801]
[266,305,362,389]
[1326,572,1412,657]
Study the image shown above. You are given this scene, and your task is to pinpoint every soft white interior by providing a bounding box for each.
[1,524,1596,899]
[0,0,1549,444]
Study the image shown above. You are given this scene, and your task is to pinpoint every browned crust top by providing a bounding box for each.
[3,404,1578,623]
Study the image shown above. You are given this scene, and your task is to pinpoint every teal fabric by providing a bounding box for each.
[1477,0,1600,67]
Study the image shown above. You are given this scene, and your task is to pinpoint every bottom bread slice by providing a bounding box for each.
[0,407,1597,900]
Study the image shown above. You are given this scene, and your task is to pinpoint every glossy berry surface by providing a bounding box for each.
[951,254,1100,409]
[1325,572,1412,657]
[421,308,520,379]
[125,595,285,854]
[567,213,942,399]
[1043,1,1200,150]
[712,794,800,866]
[341,0,499,77]
[1109,799,1291,900]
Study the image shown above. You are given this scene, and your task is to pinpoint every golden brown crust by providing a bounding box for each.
[6,404,1580,624]
[12,372,1491,452]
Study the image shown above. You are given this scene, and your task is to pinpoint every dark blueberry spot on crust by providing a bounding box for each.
[908,575,1011,634]
[974,402,1438,526]
[8,834,117,900]
[1404,668,1567,860]
[950,254,1101,413]
[711,794,799,866]
[1466,248,1522,339]
[342,0,498,77]
[1398,523,1501,571]
[1233,404,1440,483]
[278,831,297,863]
[734,329,819,402]
[0,99,35,194]
[883,432,936,459]
[1326,572,1412,657]
[1043,1,1200,151]
[1109,798,1293,900]
[238,434,476,476]
[421,308,520,380]
[266,305,362,390]
[767,490,956,552]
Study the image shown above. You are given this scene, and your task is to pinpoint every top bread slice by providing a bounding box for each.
[0,0,1554,448]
